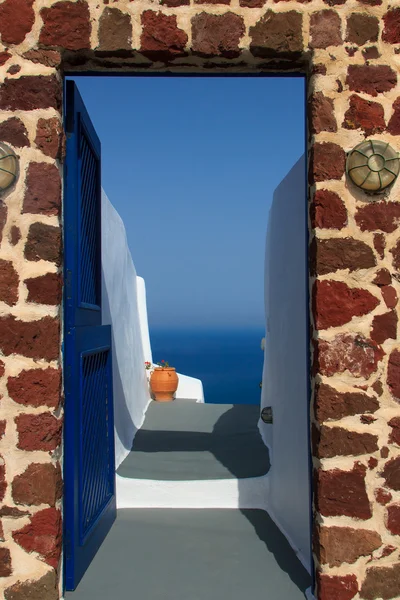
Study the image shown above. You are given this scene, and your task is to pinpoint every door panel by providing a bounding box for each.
[64,81,116,591]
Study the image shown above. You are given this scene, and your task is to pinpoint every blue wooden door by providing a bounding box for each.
[64,81,116,591]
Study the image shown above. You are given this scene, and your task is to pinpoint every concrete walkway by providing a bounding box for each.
[66,402,311,599]
[66,509,311,600]
[117,401,271,480]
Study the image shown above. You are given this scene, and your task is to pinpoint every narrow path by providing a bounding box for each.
[66,509,310,600]
[117,401,270,480]
[67,402,311,599]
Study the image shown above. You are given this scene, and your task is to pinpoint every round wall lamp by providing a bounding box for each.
[0,142,19,193]
[346,140,400,194]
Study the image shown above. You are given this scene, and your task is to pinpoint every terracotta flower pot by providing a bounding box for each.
[150,367,179,402]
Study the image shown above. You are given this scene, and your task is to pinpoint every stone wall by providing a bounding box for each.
[0,1,399,599]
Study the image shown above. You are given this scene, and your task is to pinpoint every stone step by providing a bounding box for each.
[117,401,270,481]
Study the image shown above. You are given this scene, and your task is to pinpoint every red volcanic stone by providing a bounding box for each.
[361,563,400,600]
[371,311,397,344]
[387,504,400,535]
[311,237,375,275]
[163,0,190,5]
[310,10,342,49]
[0,460,6,502]
[0,361,4,378]
[141,11,188,60]
[317,573,358,600]
[381,446,389,458]
[240,0,265,7]
[383,292,396,316]
[309,143,345,182]
[373,233,385,259]
[316,426,378,458]
[0,548,12,578]
[360,414,376,424]
[192,13,245,58]
[346,65,397,97]
[368,456,378,469]
[0,52,11,66]
[98,7,132,51]
[35,118,63,160]
[4,571,58,600]
[40,1,91,50]
[9,227,21,247]
[346,13,379,45]
[362,46,380,60]
[25,223,62,265]
[0,203,6,246]
[0,118,29,148]
[383,8,400,44]
[0,76,62,112]
[356,202,400,234]
[381,456,400,491]
[315,463,371,519]
[391,239,400,272]
[0,316,60,361]
[23,49,61,68]
[317,526,381,567]
[8,65,21,76]
[315,333,384,378]
[373,268,391,286]
[310,190,347,230]
[0,260,19,306]
[7,368,61,409]
[372,380,383,396]
[315,383,379,422]
[0,506,29,518]
[0,421,5,440]
[312,64,327,75]
[12,463,62,507]
[375,487,392,505]
[388,98,400,136]
[26,273,62,306]
[388,349,400,402]
[0,0,34,45]
[16,413,62,452]
[13,508,61,569]
[389,417,400,446]
[309,92,337,134]
[249,10,303,58]
[343,95,385,136]
[313,280,379,330]
[23,163,61,216]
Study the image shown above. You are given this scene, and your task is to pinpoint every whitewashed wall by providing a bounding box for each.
[259,156,312,571]
[101,190,204,469]
[101,190,152,468]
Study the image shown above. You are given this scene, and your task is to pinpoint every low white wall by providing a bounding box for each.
[259,156,312,571]
[102,190,204,468]
[101,190,151,469]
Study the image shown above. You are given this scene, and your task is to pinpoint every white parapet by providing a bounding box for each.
[116,473,269,510]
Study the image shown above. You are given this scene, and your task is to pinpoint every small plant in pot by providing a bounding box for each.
[146,360,179,402]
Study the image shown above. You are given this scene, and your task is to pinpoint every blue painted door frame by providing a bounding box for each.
[64,81,116,591]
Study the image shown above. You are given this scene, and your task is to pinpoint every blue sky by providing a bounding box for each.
[69,76,305,329]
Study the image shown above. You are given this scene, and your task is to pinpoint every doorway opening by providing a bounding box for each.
[63,75,311,600]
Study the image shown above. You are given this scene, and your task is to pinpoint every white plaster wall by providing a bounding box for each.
[259,156,312,571]
[101,191,204,468]
[101,190,151,468]
[137,276,153,365]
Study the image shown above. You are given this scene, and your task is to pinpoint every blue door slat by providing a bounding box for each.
[64,81,116,591]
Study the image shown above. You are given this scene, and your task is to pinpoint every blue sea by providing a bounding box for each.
[149,328,265,405]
